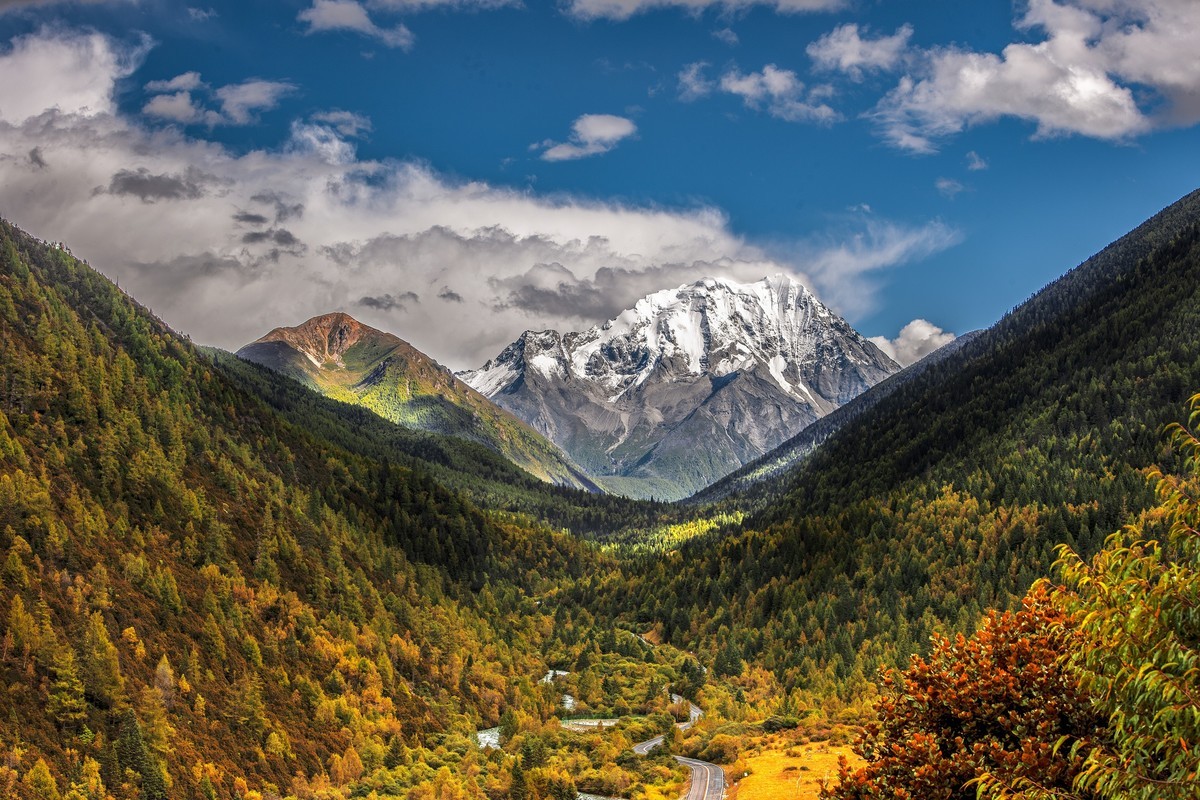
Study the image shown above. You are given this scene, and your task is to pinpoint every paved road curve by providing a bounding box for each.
[633,701,724,800]
[632,734,664,756]
[674,756,725,800]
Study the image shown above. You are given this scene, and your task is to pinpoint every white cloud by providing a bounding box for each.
[0,28,957,371]
[719,64,839,123]
[797,218,962,319]
[869,319,956,366]
[140,72,294,127]
[564,0,843,22]
[966,150,987,170]
[874,47,1146,154]
[142,91,212,124]
[215,79,297,124]
[0,29,146,123]
[311,110,372,137]
[539,114,637,161]
[807,23,912,80]
[145,71,204,93]
[873,0,1200,153]
[935,177,964,198]
[677,62,713,102]
[287,119,359,164]
[298,0,414,49]
[712,27,738,46]
[1086,0,1200,126]
[187,7,217,21]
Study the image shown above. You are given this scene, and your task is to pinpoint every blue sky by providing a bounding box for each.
[0,0,1197,367]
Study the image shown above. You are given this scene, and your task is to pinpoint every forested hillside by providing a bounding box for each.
[594,188,1200,708]
[0,220,692,800]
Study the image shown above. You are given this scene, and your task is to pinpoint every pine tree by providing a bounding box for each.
[79,612,124,709]
[115,708,166,800]
[499,708,518,745]
[509,758,529,800]
[714,640,743,677]
[47,646,88,730]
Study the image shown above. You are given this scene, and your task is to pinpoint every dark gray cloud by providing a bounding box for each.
[359,291,419,311]
[104,167,211,203]
[233,210,269,225]
[270,228,301,247]
[125,252,249,298]
[489,261,739,321]
[241,228,301,247]
[438,287,464,303]
[496,282,606,318]
[250,191,304,222]
[488,262,604,317]
[28,147,47,169]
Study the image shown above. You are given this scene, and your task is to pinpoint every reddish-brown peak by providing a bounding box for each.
[254,312,373,365]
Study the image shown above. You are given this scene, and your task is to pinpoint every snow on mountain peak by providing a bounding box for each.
[463,274,895,402]
[458,274,899,500]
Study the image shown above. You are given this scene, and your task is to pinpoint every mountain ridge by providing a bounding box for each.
[237,312,599,491]
[694,329,984,504]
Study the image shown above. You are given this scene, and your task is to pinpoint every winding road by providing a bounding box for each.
[632,697,724,800]
[480,666,724,800]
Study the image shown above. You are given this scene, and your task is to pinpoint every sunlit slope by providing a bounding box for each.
[238,312,598,490]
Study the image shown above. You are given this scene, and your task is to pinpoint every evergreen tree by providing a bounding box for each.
[499,708,519,745]
[509,758,529,800]
[79,612,123,709]
[713,640,743,678]
[47,646,88,730]
[115,708,166,800]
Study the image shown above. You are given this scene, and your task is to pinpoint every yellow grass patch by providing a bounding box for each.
[728,743,862,800]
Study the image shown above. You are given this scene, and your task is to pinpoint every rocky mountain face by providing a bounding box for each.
[697,330,982,504]
[237,312,597,490]
[461,275,899,500]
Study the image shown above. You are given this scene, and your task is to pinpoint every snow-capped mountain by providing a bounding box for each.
[460,275,900,500]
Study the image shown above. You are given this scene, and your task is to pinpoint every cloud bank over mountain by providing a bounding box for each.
[0,27,956,368]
